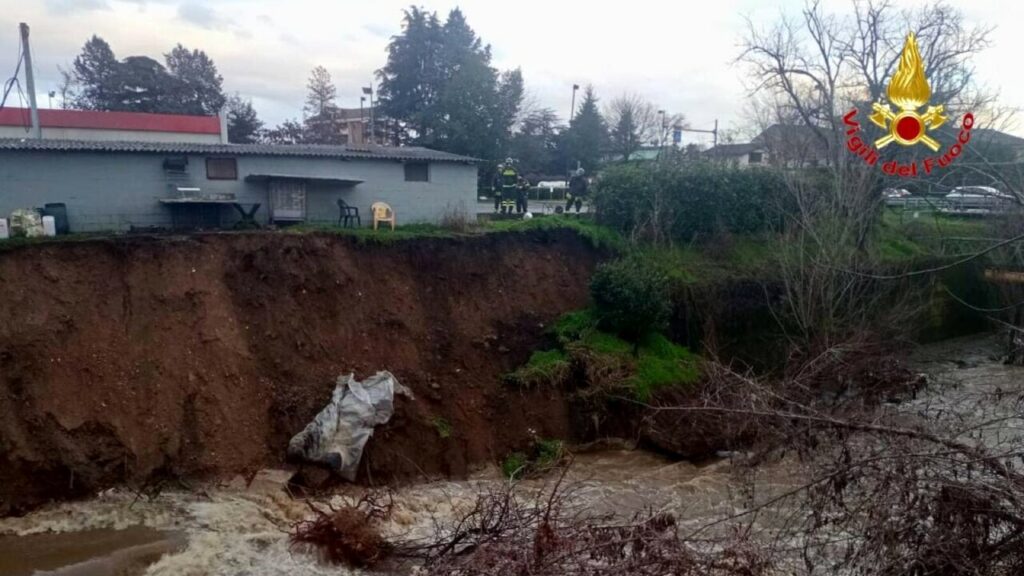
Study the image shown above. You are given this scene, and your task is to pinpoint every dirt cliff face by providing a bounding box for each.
[0,229,603,515]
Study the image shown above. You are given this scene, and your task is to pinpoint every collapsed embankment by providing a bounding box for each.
[0,229,605,515]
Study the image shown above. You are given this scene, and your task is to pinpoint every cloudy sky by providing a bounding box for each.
[0,0,1021,143]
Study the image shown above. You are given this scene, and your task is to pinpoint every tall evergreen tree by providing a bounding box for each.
[377,7,443,144]
[564,86,608,172]
[377,7,522,160]
[509,107,563,176]
[226,94,263,143]
[113,56,182,113]
[71,35,119,110]
[165,44,226,115]
[264,119,305,144]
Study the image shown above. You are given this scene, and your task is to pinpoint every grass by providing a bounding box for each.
[631,333,702,401]
[513,309,702,400]
[631,235,779,286]
[500,438,567,480]
[0,232,114,252]
[285,215,628,251]
[534,439,566,469]
[874,209,993,263]
[504,349,571,388]
[431,416,453,439]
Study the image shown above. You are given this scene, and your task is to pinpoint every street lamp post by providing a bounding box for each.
[569,83,580,123]
[362,86,374,145]
[566,83,580,182]
[359,96,366,144]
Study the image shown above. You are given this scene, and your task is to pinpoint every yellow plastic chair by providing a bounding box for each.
[371,201,396,230]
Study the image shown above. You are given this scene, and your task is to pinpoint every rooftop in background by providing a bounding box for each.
[0,137,480,163]
[0,107,224,144]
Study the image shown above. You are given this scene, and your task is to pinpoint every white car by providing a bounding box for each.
[882,188,912,206]
[943,186,1015,214]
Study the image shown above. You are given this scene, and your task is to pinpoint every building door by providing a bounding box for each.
[269,180,306,222]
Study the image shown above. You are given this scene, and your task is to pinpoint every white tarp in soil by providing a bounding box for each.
[287,371,412,481]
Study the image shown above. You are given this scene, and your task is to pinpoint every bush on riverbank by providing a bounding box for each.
[593,162,788,244]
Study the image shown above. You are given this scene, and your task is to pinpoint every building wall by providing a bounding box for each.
[0,150,477,232]
[0,126,224,143]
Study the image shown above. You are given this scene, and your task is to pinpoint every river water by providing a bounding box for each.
[1,333,1019,575]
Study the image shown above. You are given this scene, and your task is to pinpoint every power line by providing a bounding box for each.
[0,37,24,110]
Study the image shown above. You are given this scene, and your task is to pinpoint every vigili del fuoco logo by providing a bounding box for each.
[844,32,974,177]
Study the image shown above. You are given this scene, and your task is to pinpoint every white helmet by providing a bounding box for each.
[505,157,514,165]
[523,212,533,220]
[576,168,585,176]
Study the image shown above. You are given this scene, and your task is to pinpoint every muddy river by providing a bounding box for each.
[1,334,1019,575]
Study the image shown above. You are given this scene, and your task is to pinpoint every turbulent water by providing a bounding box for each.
[2,334,1020,576]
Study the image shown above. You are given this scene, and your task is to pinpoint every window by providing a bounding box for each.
[206,158,238,180]
[404,162,429,182]
[748,151,763,164]
[163,156,188,174]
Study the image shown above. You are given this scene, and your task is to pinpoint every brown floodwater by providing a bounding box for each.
[0,526,185,576]
[0,333,1018,576]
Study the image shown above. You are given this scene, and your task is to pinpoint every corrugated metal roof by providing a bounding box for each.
[0,138,480,163]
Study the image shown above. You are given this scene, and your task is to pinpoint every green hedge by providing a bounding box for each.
[593,162,788,243]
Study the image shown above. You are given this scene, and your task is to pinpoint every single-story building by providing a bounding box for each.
[0,108,478,232]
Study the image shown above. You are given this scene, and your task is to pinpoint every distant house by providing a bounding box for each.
[0,107,477,232]
[705,124,832,168]
[303,106,383,145]
[604,146,664,164]
[703,142,768,168]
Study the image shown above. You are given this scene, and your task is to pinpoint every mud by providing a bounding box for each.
[0,229,605,515]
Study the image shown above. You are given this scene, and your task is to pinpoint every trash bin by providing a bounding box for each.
[42,203,69,235]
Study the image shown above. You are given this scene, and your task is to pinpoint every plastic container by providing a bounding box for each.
[0,218,8,240]
[42,215,57,237]
[43,203,69,235]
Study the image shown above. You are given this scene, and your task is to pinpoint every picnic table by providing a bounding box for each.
[159,197,262,229]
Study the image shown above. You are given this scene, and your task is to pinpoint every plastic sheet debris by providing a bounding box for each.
[9,209,44,238]
[287,371,412,481]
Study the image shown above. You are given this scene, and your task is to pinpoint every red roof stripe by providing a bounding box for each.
[0,108,221,134]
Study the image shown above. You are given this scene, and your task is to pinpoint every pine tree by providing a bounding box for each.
[377,7,444,143]
[304,66,338,117]
[72,35,119,110]
[226,94,263,143]
[564,86,608,172]
[165,44,226,115]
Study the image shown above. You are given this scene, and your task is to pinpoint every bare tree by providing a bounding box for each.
[604,93,660,161]
[55,65,78,110]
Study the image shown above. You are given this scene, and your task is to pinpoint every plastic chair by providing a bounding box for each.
[371,202,395,231]
[337,198,361,228]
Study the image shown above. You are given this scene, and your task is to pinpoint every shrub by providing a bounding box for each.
[501,452,528,479]
[593,161,787,244]
[589,255,672,345]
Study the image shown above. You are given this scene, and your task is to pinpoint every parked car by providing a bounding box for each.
[883,188,912,206]
[943,186,1015,215]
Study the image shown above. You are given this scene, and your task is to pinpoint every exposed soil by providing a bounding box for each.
[0,229,605,516]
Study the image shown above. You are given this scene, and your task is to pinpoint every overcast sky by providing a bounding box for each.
[0,0,1021,143]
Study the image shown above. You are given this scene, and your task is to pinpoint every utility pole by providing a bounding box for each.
[678,119,719,149]
[19,23,41,139]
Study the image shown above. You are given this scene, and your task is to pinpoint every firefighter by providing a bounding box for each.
[499,159,518,214]
[566,168,588,213]
[515,175,530,214]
